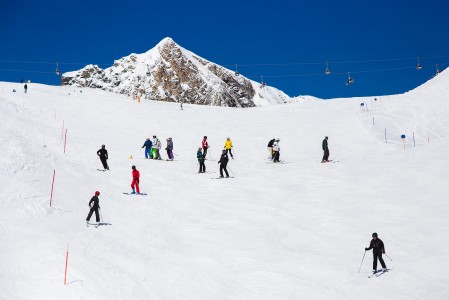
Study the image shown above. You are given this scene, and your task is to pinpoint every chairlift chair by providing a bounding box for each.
[416,56,422,70]
[325,61,331,75]
[260,76,266,88]
[55,62,60,76]
[235,64,240,76]
[345,72,354,86]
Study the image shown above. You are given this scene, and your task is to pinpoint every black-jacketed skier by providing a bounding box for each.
[24,84,28,93]
[197,147,206,173]
[365,232,387,272]
[267,138,275,158]
[321,136,329,163]
[86,191,101,224]
[218,149,229,178]
[97,145,109,170]
[272,139,280,162]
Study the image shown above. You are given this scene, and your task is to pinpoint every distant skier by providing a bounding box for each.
[86,191,101,224]
[272,139,280,162]
[224,137,234,159]
[321,136,329,163]
[267,138,275,158]
[130,165,140,194]
[202,136,209,159]
[166,137,174,160]
[97,144,109,170]
[24,84,28,93]
[180,102,183,111]
[155,138,162,160]
[365,232,387,272]
[197,147,206,173]
[142,138,153,159]
[218,149,229,178]
[151,135,159,159]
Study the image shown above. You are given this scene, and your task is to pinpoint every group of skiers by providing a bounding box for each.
[141,135,174,160]
[267,138,281,162]
[197,136,233,177]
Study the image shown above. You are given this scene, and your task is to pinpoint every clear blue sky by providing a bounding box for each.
[1,0,448,98]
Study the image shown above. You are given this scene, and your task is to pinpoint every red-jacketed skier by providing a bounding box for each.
[202,136,209,159]
[130,165,140,194]
[86,191,101,224]
[365,232,388,273]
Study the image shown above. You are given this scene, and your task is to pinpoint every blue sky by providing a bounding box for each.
[1,0,448,98]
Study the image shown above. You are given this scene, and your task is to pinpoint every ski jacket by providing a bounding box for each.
[152,138,159,148]
[267,139,275,147]
[202,139,208,149]
[197,150,204,162]
[366,238,385,254]
[322,139,328,151]
[89,196,99,209]
[142,140,152,149]
[218,153,229,165]
[166,139,173,150]
[97,148,108,159]
[225,140,233,149]
[273,143,280,152]
[132,169,140,180]
[156,140,161,149]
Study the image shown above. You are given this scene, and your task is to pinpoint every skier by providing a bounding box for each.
[142,138,153,159]
[151,135,159,159]
[197,147,206,173]
[180,102,183,111]
[267,138,275,158]
[218,149,229,178]
[321,136,330,163]
[365,232,387,272]
[224,137,234,159]
[130,165,140,194]
[155,138,162,160]
[86,191,101,224]
[272,139,280,162]
[166,137,174,160]
[202,136,209,159]
[24,84,28,93]
[97,144,109,170]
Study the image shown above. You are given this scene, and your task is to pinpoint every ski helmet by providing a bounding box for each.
[132,165,136,170]
[102,144,105,149]
[95,191,100,196]
[372,232,378,238]
[198,147,202,150]
[204,136,207,139]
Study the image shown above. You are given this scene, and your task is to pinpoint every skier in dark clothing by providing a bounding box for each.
[97,145,109,170]
[166,137,174,160]
[321,136,329,163]
[365,232,387,272]
[197,147,206,173]
[267,138,275,158]
[142,138,153,159]
[218,149,229,178]
[24,84,28,93]
[86,191,101,224]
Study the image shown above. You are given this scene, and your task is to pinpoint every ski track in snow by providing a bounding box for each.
[1,71,449,299]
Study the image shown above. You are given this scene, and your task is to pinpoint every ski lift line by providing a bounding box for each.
[0,68,55,74]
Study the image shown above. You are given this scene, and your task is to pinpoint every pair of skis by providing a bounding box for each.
[368,268,391,278]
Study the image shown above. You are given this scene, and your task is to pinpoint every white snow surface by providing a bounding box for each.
[1,70,449,299]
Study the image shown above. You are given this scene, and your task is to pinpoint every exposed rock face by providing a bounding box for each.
[62,38,289,107]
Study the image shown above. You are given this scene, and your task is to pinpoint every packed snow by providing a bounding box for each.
[0,70,449,299]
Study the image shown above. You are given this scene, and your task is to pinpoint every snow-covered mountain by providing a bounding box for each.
[62,38,290,107]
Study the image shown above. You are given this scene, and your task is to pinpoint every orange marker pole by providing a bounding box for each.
[64,243,69,285]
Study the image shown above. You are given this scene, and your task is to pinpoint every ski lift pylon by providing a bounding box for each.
[55,61,60,76]
[435,64,441,75]
[416,56,422,70]
[235,64,239,76]
[345,72,354,86]
[260,76,266,88]
[325,61,331,75]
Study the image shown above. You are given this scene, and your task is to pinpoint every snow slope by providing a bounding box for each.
[1,71,449,299]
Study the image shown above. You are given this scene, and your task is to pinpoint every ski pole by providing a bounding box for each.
[384,253,393,261]
[358,250,366,273]
[99,207,103,223]
[227,166,235,178]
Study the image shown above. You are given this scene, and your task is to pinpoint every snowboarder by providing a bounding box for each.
[202,136,209,159]
[272,139,280,162]
[130,165,140,194]
[24,84,28,93]
[365,232,387,272]
[86,191,101,224]
[218,149,229,178]
[267,138,275,158]
[142,138,153,159]
[197,147,206,173]
[166,137,174,160]
[321,136,329,163]
[151,135,159,159]
[224,137,234,159]
[97,144,109,170]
